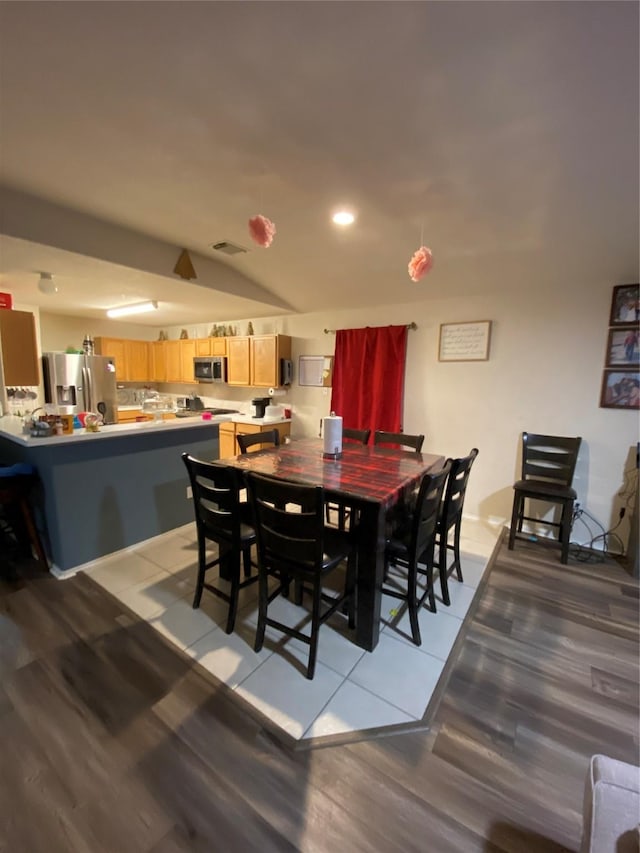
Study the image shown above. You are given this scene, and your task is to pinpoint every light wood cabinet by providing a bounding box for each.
[126,340,149,382]
[211,338,227,356]
[94,334,241,385]
[0,309,40,387]
[218,420,291,459]
[226,334,291,388]
[180,339,197,383]
[150,341,166,382]
[94,337,128,379]
[227,337,251,385]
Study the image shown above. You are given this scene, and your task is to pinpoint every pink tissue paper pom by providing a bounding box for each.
[408,246,434,281]
[248,214,276,248]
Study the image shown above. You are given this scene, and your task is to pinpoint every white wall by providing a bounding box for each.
[39,312,157,352]
[38,272,639,551]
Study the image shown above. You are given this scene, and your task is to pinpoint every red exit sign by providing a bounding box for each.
[0,292,13,310]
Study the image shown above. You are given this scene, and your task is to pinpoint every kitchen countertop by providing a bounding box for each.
[230,415,291,425]
[0,413,233,447]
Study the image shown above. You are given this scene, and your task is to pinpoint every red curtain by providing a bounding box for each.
[330,325,408,441]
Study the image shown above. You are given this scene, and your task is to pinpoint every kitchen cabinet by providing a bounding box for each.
[127,340,149,382]
[226,334,291,388]
[218,420,291,459]
[0,309,40,386]
[164,339,196,383]
[180,339,197,383]
[211,338,227,357]
[94,337,127,378]
[150,341,166,382]
[117,409,176,423]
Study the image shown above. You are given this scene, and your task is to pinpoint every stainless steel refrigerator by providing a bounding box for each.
[42,353,118,424]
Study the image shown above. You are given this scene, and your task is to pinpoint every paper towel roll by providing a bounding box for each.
[268,387,286,397]
[323,412,343,457]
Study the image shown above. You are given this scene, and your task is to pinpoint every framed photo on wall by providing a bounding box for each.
[605,328,640,367]
[609,283,639,326]
[438,320,491,362]
[600,369,640,409]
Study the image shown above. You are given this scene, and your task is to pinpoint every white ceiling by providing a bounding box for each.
[0,2,638,326]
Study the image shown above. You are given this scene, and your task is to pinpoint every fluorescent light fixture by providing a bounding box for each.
[332,210,355,226]
[106,300,158,318]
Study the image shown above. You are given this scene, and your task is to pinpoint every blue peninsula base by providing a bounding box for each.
[0,422,219,574]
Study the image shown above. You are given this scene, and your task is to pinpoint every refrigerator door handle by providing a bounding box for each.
[82,365,92,412]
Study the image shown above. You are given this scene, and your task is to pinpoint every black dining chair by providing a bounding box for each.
[181,454,258,634]
[508,432,582,564]
[325,427,371,529]
[382,462,451,645]
[374,430,424,453]
[237,429,280,454]
[436,448,479,606]
[247,471,356,680]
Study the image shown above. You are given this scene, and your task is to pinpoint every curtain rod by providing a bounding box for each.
[323,322,417,334]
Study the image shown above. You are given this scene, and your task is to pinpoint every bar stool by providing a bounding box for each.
[0,462,48,567]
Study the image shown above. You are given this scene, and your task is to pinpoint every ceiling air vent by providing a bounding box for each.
[211,241,248,256]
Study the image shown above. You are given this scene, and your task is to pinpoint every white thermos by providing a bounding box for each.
[323,411,343,458]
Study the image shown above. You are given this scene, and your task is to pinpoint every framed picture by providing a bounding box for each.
[438,320,491,362]
[605,327,640,367]
[609,283,639,326]
[600,369,640,409]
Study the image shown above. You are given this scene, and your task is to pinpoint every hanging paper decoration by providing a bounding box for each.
[408,246,433,282]
[248,214,276,248]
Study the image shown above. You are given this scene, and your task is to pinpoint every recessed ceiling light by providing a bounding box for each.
[332,210,355,226]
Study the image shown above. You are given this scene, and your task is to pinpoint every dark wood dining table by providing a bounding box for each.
[223,437,445,651]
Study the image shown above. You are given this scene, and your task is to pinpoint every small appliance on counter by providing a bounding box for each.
[251,397,271,418]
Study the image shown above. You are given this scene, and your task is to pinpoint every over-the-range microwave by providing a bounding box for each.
[194,356,227,383]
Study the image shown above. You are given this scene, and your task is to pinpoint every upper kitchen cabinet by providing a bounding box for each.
[180,339,196,383]
[164,339,196,384]
[227,336,251,385]
[194,337,227,357]
[227,334,291,387]
[94,337,127,379]
[150,341,166,383]
[127,340,149,382]
[0,309,40,386]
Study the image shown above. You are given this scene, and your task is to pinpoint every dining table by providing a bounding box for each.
[223,437,445,652]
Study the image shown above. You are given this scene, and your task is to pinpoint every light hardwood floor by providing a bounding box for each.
[1,532,637,852]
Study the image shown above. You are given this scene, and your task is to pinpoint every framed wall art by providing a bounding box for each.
[600,369,640,410]
[438,320,492,362]
[605,327,640,368]
[609,283,639,326]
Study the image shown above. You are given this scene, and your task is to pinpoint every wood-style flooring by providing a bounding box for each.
[1,533,638,852]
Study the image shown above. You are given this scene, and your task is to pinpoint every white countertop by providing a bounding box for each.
[230,415,291,425]
[0,414,233,447]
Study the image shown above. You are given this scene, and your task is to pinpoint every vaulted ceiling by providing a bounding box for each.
[0,1,638,325]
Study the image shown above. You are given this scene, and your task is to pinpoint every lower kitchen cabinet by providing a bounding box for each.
[218,420,291,459]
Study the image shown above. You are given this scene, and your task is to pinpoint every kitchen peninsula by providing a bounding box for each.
[0,415,229,574]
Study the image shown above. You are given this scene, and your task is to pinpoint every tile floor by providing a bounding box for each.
[85,518,500,742]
